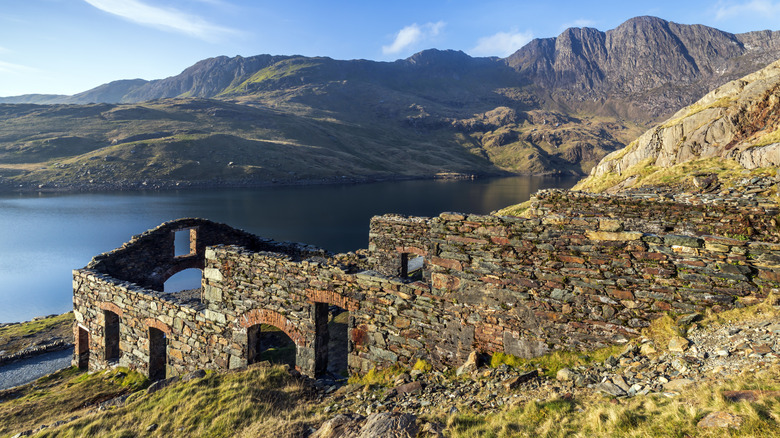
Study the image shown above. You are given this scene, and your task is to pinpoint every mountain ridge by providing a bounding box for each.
[1,16,780,189]
[5,16,780,117]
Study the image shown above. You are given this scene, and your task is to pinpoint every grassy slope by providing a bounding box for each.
[572,156,778,195]
[0,98,501,188]
[0,55,648,189]
[0,313,74,356]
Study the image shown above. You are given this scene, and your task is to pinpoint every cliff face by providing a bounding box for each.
[507,16,780,119]
[578,58,780,193]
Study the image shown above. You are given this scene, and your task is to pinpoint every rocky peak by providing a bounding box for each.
[122,54,292,102]
[403,49,474,67]
[507,16,780,119]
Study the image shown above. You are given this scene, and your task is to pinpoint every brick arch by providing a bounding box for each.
[98,302,124,316]
[144,318,172,334]
[160,261,203,286]
[307,289,359,311]
[239,309,306,346]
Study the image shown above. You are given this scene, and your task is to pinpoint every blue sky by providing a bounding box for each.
[1,0,780,96]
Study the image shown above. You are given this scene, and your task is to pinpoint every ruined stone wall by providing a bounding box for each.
[421,212,779,360]
[529,190,780,242]
[200,245,467,374]
[72,270,231,377]
[368,215,431,278]
[73,194,780,380]
[86,218,325,291]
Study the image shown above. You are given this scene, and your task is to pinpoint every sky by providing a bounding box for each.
[1,0,780,96]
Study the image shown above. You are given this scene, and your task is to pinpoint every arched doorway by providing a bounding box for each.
[247,324,297,368]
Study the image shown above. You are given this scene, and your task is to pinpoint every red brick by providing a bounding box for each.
[608,289,635,301]
[490,236,511,245]
[559,255,586,264]
[429,257,463,271]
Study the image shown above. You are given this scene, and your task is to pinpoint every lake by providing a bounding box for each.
[0,176,577,323]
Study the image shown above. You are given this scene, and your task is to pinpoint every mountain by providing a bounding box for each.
[0,94,69,104]
[508,16,780,120]
[575,57,780,194]
[1,17,780,190]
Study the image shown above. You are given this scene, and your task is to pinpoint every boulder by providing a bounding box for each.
[456,351,480,377]
[359,413,419,438]
[697,411,743,429]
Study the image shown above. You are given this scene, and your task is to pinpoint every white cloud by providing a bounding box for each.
[470,29,534,57]
[0,60,36,74]
[382,21,445,55]
[715,0,780,20]
[83,0,236,41]
[560,19,596,30]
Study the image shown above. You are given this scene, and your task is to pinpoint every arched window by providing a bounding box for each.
[163,268,202,293]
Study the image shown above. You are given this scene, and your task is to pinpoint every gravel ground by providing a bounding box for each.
[0,348,72,390]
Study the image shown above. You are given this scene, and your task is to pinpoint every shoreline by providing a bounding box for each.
[0,169,580,195]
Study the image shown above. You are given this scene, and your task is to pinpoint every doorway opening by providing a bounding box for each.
[314,303,349,378]
[76,326,89,369]
[148,327,167,381]
[247,324,296,368]
[104,310,120,362]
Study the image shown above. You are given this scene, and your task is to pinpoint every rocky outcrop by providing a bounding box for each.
[582,58,780,192]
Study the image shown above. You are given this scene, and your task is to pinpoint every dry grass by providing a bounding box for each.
[572,157,658,193]
[446,364,780,437]
[23,365,320,438]
[574,155,777,194]
[493,199,534,217]
[447,293,780,437]
[489,344,624,379]
[0,367,148,437]
[753,126,780,147]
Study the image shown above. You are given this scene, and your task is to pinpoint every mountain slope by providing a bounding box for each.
[1,17,779,189]
[0,98,503,190]
[575,58,780,194]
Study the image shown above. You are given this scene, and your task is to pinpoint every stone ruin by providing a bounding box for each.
[72,190,780,379]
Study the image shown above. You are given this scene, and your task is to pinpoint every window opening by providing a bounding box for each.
[401,253,424,280]
[174,228,196,257]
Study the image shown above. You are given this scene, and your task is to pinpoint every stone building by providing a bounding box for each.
[73,190,780,379]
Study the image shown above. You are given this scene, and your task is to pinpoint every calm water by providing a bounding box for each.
[0,176,577,323]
